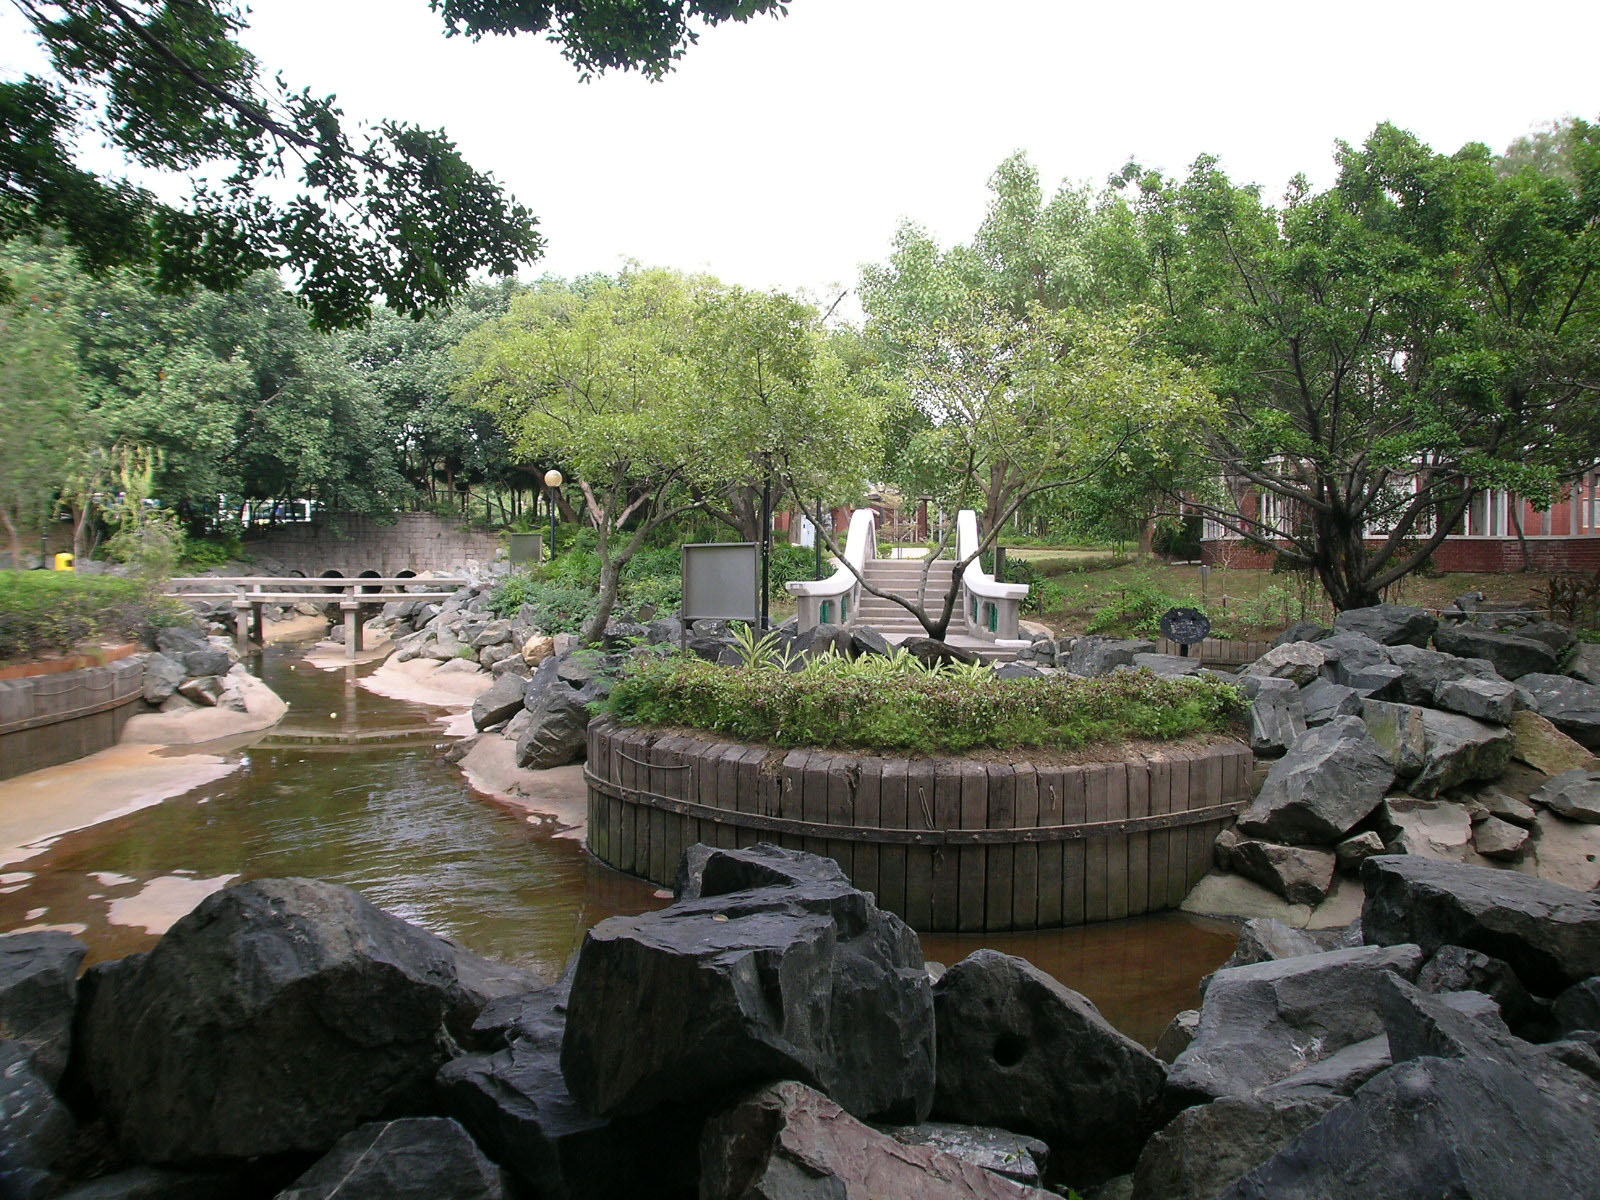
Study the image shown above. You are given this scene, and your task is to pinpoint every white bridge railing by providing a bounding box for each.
[955,510,1029,646]
[785,508,876,629]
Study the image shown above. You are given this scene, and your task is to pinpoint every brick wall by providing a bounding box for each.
[241,513,504,576]
[1202,537,1600,575]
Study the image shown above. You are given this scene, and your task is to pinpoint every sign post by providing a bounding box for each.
[1159,607,1211,659]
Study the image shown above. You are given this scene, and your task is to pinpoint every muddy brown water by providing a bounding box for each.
[0,641,1236,1047]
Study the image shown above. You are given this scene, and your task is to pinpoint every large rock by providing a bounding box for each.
[439,984,700,1200]
[1062,636,1156,678]
[1131,1094,1336,1200]
[1376,973,1520,1066]
[700,1081,1051,1200]
[142,652,186,703]
[1166,943,1423,1102]
[1241,642,1325,686]
[1509,709,1599,775]
[1552,976,1600,1035]
[74,878,527,1162]
[471,670,528,731]
[514,687,592,769]
[1433,622,1560,679]
[560,871,934,1124]
[0,1039,74,1200]
[1473,815,1531,859]
[277,1118,510,1200]
[1236,717,1395,845]
[52,1167,247,1200]
[1216,1052,1600,1200]
[902,637,983,670]
[1313,631,1392,690]
[1226,839,1335,905]
[1215,919,1323,973]
[1333,604,1437,648]
[0,931,86,1088]
[1517,673,1600,748]
[1434,674,1519,724]
[675,842,850,902]
[1416,944,1545,1034]
[1360,700,1513,798]
[1244,677,1305,756]
[1361,855,1600,995]
[1384,643,1499,707]
[1529,768,1600,823]
[1377,796,1476,862]
[884,1123,1050,1188]
[182,646,232,678]
[1298,678,1360,727]
[931,950,1165,1187]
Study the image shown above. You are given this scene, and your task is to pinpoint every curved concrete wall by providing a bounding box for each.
[585,721,1253,933]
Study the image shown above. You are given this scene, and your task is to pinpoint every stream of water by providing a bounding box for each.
[0,639,1236,1046]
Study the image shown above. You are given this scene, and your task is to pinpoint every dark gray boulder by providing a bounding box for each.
[902,637,983,669]
[1062,636,1155,677]
[1518,618,1579,660]
[1517,673,1600,748]
[0,930,86,1088]
[675,842,850,902]
[686,635,732,662]
[1131,1094,1336,1200]
[930,950,1166,1187]
[1530,768,1600,823]
[1434,675,1519,724]
[1215,919,1323,973]
[1237,717,1395,845]
[1299,678,1360,726]
[142,652,186,703]
[1166,943,1423,1102]
[700,1081,1052,1200]
[994,662,1042,680]
[73,877,521,1162]
[601,621,648,651]
[849,627,893,659]
[1216,1052,1600,1200]
[793,622,853,660]
[1384,643,1499,706]
[182,646,232,678]
[1417,944,1546,1034]
[645,617,685,645]
[1128,652,1204,677]
[1273,621,1329,647]
[1245,677,1305,756]
[1433,622,1560,679]
[883,1123,1051,1189]
[53,1167,249,1200]
[276,1118,510,1200]
[0,1039,74,1200]
[1314,631,1392,688]
[1376,973,1519,1065]
[1360,700,1514,798]
[514,686,592,769]
[1361,855,1600,995]
[1226,839,1335,905]
[1242,642,1326,686]
[561,874,934,1123]
[471,670,527,731]
[1154,1010,1199,1063]
[1332,603,1437,648]
[1552,976,1600,1035]
[154,625,208,658]
[1252,1034,1392,1104]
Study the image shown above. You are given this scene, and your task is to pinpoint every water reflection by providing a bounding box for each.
[0,639,1235,1045]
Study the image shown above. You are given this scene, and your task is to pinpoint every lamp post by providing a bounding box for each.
[544,468,563,560]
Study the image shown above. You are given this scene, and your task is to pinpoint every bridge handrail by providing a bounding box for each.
[956,510,1029,643]
[785,508,877,630]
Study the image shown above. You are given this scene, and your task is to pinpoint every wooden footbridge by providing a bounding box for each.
[164,576,468,660]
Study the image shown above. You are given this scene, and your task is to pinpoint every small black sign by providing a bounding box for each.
[1160,607,1211,646]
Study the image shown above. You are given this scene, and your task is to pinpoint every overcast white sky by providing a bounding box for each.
[10,0,1600,314]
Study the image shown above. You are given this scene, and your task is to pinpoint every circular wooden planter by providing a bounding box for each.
[0,653,148,781]
[584,720,1252,933]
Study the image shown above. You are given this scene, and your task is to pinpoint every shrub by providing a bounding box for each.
[1085,584,1196,636]
[603,655,1245,755]
[180,534,247,569]
[488,572,601,635]
[0,571,175,660]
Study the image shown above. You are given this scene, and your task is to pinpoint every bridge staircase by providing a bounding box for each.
[787,509,1031,664]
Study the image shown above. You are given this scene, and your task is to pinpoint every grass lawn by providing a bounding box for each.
[1021,558,1570,642]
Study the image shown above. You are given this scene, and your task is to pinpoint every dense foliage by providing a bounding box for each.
[605,654,1245,754]
[0,571,175,660]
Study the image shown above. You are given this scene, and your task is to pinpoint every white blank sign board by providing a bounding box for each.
[681,543,758,621]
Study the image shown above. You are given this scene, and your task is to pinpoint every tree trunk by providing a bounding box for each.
[582,554,624,645]
[0,508,24,570]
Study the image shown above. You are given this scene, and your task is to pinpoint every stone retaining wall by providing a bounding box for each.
[241,513,503,576]
[585,721,1254,933]
[0,656,147,780]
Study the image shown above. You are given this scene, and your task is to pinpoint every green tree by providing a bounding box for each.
[0,259,86,566]
[1132,122,1600,610]
[2,0,787,328]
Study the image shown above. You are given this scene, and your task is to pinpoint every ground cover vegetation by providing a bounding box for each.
[604,651,1245,755]
[0,569,178,659]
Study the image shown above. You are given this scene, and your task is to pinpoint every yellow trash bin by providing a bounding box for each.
[53,552,75,571]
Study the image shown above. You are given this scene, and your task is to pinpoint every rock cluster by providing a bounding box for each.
[139,624,251,713]
[1209,603,1600,908]
[7,847,1596,1198]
